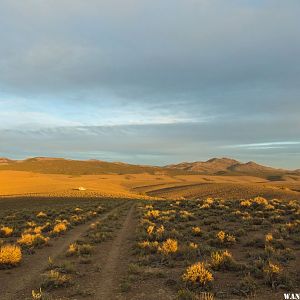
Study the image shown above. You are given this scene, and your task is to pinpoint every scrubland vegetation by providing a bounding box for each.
[0,199,122,270]
[0,195,299,299]
[125,196,300,299]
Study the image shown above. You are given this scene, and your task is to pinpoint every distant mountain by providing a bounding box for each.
[166,157,295,178]
[0,156,297,179]
[0,157,15,164]
[0,157,186,176]
[167,157,240,173]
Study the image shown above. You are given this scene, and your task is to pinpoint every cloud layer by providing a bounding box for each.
[0,0,299,168]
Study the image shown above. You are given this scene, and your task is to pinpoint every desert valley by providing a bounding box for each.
[0,157,299,299]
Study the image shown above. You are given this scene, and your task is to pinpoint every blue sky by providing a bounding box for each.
[0,0,300,169]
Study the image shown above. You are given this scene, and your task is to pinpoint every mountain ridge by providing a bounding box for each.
[0,156,298,177]
[165,157,296,177]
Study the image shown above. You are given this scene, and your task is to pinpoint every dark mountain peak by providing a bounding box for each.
[207,157,240,164]
[25,157,67,162]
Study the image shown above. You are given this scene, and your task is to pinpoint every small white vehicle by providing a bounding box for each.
[77,186,86,191]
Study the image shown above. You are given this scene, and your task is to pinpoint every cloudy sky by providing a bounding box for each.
[0,0,299,168]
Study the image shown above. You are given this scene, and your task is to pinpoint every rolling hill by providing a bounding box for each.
[0,157,186,176]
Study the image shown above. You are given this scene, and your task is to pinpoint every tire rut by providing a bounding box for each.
[92,204,136,299]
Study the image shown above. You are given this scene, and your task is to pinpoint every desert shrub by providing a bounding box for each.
[263,261,282,288]
[0,244,22,267]
[31,288,43,299]
[210,250,238,271]
[158,239,178,255]
[156,225,165,236]
[138,240,159,254]
[147,225,155,235]
[240,200,251,208]
[192,226,201,236]
[265,233,273,243]
[189,242,198,250]
[70,215,83,224]
[253,197,269,207]
[180,210,194,220]
[182,262,213,288]
[18,233,49,247]
[145,210,160,219]
[0,226,13,237]
[214,231,236,246]
[52,222,67,235]
[37,211,47,218]
[66,243,78,256]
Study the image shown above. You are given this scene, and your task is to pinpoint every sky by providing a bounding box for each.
[0,0,300,169]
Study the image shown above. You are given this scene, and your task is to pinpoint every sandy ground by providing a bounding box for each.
[0,170,299,200]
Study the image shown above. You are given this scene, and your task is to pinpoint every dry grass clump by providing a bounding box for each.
[0,244,22,267]
[147,225,155,235]
[18,233,49,247]
[66,243,78,256]
[189,242,198,250]
[144,205,153,210]
[31,287,43,299]
[158,239,178,255]
[199,292,215,300]
[66,242,92,256]
[42,270,72,289]
[138,240,159,253]
[180,210,194,220]
[192,226,201,236]
[177,290,215,300]
[263,261,282,288]
[210,250,237,271]
[146,224,165,237]
[37,211,47,218]
[0,226,13,237]
[145,210,160,219]
[78,243,93,256]
[215,231,236,246]
[265,233,273,243]
[74,207,83,212]
[156,225,165,236]
[240,200,252,207]
[285,221,300,234]
[70,215,83,224]
[182,262,213,287]
[27,221,37,227]
[199,198,214,209]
